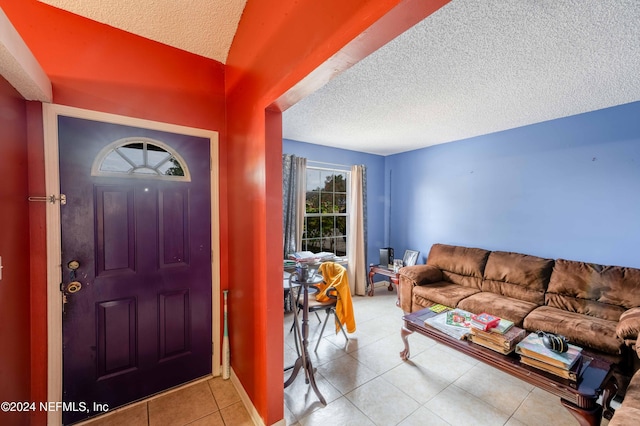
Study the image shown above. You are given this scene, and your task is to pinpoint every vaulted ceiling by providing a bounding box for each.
[38,0,640,155]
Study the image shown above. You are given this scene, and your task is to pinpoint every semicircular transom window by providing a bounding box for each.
[92,137,191,181]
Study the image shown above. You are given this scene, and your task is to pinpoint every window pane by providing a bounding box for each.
[158,158,185,176]
[320,192,334,213]
[335,193,346,213]
[119,144,144,166]
[320,171,334,191]
[307,169,321,191]
[306,239,322,253]
[100,151,132,173]
[334,172,347,192]
[148,149,171,168]
[336,216,346,235]
[321,216,335,237]
[306,191,319,213]
[306,217,320,239]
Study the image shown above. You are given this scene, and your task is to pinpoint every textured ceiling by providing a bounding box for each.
[35,1,640,156]
[283,0,640,155]
[38,0,247,63]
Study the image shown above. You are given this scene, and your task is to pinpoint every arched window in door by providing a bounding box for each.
[91,137,191,181]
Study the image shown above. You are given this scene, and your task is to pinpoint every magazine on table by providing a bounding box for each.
[425,309,473,340]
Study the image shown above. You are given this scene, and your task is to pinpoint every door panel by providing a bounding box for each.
[59,116,212,424]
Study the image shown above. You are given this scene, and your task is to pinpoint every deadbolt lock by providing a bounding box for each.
[66,281,82,294]
[67,260,80,270]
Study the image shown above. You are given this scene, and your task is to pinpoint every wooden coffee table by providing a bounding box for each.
[400,308,617,426]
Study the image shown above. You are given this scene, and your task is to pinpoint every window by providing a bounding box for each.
[302,167,349,256]
[91,137,190,181]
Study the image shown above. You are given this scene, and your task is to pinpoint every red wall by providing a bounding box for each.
[0,76,31,426]
[225,0,449,423]
[0,1,227,425]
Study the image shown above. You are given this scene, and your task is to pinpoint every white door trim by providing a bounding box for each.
[42,103,221,425]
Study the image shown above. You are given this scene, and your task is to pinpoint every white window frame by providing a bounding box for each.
[302,166,350,257]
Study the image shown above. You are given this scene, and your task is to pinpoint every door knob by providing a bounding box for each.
[65,281,82,294]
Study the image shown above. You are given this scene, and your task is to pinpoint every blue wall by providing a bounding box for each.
[386,101,640,268]
[282,139,387,267]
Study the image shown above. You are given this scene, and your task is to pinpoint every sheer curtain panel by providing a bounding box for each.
[348,165,367,295]
[283,154,306,257]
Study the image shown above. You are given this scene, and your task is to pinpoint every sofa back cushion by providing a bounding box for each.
[482,251,554,305]
[546,259,640,321]
[426,244,490,289]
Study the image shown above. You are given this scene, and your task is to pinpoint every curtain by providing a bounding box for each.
[348,165,367,295]
[282,154,306,257]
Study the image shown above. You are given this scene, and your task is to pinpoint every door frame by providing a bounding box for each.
[42,103,221,425]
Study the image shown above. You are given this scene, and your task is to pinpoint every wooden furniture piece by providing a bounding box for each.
[368,264,399,297]
[284,273,327,405]
[400,308,617,426]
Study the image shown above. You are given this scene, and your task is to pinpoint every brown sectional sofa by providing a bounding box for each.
[398,243,640,391]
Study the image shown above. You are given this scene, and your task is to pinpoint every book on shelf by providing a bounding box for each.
[490,318,514,334]
[424,309,473,340]
[519,354,592,381]
[515,332,583,370]
[469,326,527,354]
[470,312,501,331]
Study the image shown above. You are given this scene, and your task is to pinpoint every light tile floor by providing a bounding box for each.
[80,282,614,426]
[284,282,613,426]
[79,376,252,426]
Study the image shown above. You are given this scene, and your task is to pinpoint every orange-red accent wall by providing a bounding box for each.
[0,0,449,424]
[0,76,31,426]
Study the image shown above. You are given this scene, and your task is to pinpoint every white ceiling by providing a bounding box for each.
[37,0,640,156]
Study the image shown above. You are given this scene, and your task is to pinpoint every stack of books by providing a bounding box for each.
[515,332,585,381]
[468,318,526,354]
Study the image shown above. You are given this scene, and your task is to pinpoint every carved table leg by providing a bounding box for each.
[400,325,413,360]
[387,280,394,291]
[368,268,375,296]
[601,375,618,420]
[560,398,602,426]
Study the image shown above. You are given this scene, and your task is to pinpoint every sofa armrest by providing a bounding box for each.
[616,307,640,341]
[397,265,443,312]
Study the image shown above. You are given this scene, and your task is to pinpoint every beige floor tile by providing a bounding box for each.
[316,352,378,394]
[409,344,476,384]
[80,402,148,426]
[349,333,409,375]
[426,384,510,425]
[284,369,342,419]
[219,401,253,426]
[511,389,578,426]
[454,363,532,415]
[397,405,450,426]
[345,376,420,425]
[299,396,375,426]
[186,410,225,426]
[381,359,451,405]
[148,381,218,426]
[207,376,241,409]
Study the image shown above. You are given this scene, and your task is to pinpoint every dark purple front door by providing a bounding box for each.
[58,116,212,424]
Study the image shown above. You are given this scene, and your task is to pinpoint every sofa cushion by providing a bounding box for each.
[426,244,490,290]
[617,307,640,340]
[546,259,640,322]
[412,282,480,310]
[609,368,640,426]
[482,251,553,305]
[524,306,623,354]
[457,292,539,327]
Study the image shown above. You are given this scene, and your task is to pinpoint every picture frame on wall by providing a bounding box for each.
[403,249,420,266]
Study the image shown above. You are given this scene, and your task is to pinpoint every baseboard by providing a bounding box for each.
[230,368,285,426]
